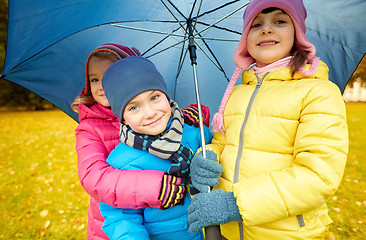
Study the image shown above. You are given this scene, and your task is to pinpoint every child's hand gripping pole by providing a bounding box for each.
[190,151,223,193]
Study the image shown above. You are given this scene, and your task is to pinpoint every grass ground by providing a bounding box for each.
[0,110,87,239]
[327,103,366,239]
[0,103,365,239]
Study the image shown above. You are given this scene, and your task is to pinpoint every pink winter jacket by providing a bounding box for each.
[75,103,165,240]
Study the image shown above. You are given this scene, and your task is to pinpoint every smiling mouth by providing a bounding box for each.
[145,116,163,126]
[258,41,278,46]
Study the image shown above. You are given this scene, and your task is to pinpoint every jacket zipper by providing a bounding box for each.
[234,73,268,240]
[233,72,305,239]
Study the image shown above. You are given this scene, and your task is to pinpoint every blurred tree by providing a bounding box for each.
[348,55,366,87]
[0,0,7,69]
[0,0,55,110]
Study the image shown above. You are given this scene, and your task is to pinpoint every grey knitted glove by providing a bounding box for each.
[190,150,223,193]
[187,189,243,234]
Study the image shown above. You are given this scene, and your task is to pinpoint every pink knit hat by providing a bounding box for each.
[83,43,141,95]
[212,0,318,133]
[233,0,316,70]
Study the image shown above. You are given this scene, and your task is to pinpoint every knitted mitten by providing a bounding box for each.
[187,189,242,234]
[158,174,186,209]
[190,150,223,193]
[181,104,210,127]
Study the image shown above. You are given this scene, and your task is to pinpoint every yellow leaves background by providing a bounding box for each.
[0,110,88,239]
[327,103,366,239]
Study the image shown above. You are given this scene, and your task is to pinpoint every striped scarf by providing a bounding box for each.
[119,100,192,177]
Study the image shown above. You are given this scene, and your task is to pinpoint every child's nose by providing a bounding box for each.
[144,105,157,117]
[98,80,104,90]
[261,24,272,35]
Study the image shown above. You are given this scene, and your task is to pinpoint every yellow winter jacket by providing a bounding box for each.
[206,60,348,240]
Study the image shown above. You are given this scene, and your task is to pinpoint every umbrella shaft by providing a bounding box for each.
[192,64,207,158]
[187,19,197,65]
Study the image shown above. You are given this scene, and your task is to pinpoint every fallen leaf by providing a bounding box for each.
[44,220,50,228]
[332,207,341,213]
[78,224,85,230]
[39,210,48,217]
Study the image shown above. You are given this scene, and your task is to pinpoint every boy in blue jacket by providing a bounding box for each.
[100,56,211,240]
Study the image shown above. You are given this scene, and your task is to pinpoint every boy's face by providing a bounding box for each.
[123,90,171,135]
[247,9,295,68]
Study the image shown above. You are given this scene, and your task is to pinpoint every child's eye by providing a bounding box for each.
[151,94,160,101]
[90,78,99,83]
[251,23,261,29]
[275,19,287,25]
[128,105,138,111]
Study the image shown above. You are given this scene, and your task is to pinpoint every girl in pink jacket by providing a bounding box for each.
[72,43,185,240]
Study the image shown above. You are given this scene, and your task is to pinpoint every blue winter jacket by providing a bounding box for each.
[99,119,212,240]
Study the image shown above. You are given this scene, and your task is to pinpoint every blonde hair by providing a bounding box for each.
[71,94,95,113]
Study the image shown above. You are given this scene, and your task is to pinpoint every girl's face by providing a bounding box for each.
[123,90,171,136]
[88,57,115,107]
[247,9,295,68]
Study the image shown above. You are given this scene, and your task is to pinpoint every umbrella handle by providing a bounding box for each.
[205,225,222,240]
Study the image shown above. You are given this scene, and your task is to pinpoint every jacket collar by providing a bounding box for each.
[242,60,329,84]
[78,102,118,123]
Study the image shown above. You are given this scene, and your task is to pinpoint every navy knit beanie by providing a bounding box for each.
[102,56,168,122]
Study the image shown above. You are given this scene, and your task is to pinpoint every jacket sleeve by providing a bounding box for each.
[234,81,348,226]
[205,130,227,161]
[75,121,165,209]
[99,202,149,240]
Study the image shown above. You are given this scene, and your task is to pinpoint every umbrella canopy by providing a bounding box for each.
[2,0,366,122]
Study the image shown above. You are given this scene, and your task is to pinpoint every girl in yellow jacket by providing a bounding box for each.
[187,0,348,239]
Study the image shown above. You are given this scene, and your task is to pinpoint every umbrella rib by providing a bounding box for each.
[195,0,243,19]
[188,0,199,20]
[192,0,203,34]
[164,0,188,20]
[144,39,187,59]
[195,20,241,35]
[195,36,238,42]
[160,0,188,35]
[111,23,192,58]
[111,23,238,42]
[111,23,186,38]
[195,39,230,82]
[174,39,189,99]
[195,2,249,36]
[143,25,187,56]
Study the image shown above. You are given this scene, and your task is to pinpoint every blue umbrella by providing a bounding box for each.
[2,0,365,122]
[1,0,365,239]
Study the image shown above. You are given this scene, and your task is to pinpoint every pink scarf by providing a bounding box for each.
[251,56,319,76]
[251,56,293,75]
